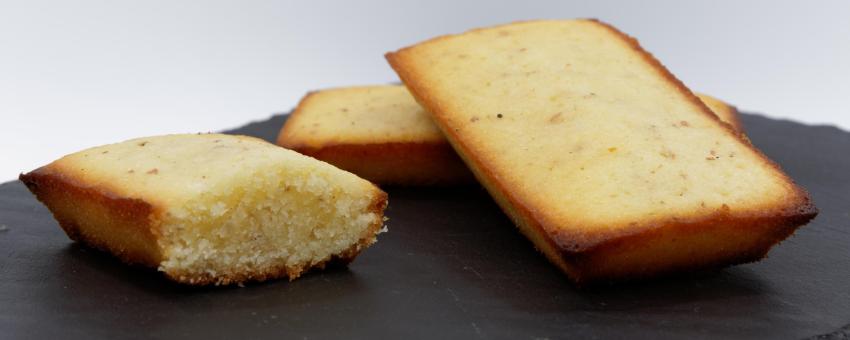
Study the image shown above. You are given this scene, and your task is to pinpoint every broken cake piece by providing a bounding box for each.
[20,134,388,285]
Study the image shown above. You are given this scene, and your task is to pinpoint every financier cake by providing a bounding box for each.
[387,19,817,283]
[277,84,742,185]
[277,85,473,185]
[19,134,388,285]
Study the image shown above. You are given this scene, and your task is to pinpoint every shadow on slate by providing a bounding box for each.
[1,112,848,340]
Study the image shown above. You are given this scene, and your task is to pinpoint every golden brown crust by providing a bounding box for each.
[281,141,473,186]
[19,167,164,268]
[717,107,742,132]
[561,201,816,284]
[697,94,744,132]
[20,165,389,286]
[277,88,471,186]
[726,105,744,132]
[387,19,817,284]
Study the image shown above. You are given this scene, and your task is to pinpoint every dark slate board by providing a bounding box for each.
[1,113,848,340]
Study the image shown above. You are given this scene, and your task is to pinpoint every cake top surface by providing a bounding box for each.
[279,85,742,150]
[388,20,809,240]
[34,134,373,208]
[279,85,444,148]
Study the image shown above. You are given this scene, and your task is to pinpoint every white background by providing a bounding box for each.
[2,0,848,181]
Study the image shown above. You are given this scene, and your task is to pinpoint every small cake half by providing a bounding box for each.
[387,19,816,283]
[19,134,387,285]
[277,85,742,185]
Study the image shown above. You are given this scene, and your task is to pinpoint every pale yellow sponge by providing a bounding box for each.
[20,134,387,285]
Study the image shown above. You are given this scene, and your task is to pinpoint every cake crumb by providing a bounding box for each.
[146,168,159,174]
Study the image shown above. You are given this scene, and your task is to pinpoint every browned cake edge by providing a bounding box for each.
[701,95,744,132]
[386,19,817,283]
[282,141,474,186]
[19,166,389,286]
[19,167,164,268]
[727,105,743,132]
[277,91,473,185]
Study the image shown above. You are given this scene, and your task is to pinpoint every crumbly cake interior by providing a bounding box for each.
[57,134,383,284]
[284,85,444,146]
[391,20,797,232]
